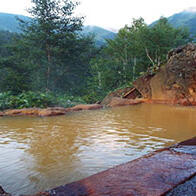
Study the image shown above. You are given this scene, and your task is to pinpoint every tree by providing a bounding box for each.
[0,31,16,57]
[106,18,149,81]
[89,18,148,93]
[143,17,191,68]
[19,0,84,91]
[89,17,192,94]
[0,31,32,93]
[0,0,96,95]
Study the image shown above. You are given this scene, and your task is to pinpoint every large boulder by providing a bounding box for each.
[107,97,144,107]
[101,87,133,106]
[102,43,196,106]
[4,107,67,117]
[0,111,4,116]
[101,87,142,107]
[2,104,103,117]
[4,108,41,116]
[67,104,103,112]
[134,43,196,105]
[38,107,67,116]
[133,75,154,99]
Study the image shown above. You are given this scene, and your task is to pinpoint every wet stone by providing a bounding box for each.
[170,145,196,156]
[45,145,196,196]
[1,138,196,195]
[166,175,196,196]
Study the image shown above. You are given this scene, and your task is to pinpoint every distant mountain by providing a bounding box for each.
[0,12,29,33]
[82,26,116,46]
[0,12,116,46]
[151,7,196,35]
[167,8,196,35]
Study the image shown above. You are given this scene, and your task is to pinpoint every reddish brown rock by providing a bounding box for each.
[108,97,144,107]
[102,42,196,106]
[1,104,103,117]
[133,74,154,99]
[42,137,196,196]
[38,108,66,117]
[132,43,196,106]
[101,87,142,107]
[3,107,67,117]
[101,87,134,106]
[123,87,142,99]
[1,138,196,195]
[29,192,50,196]
[68,104,103,112]
[4,108,41,116]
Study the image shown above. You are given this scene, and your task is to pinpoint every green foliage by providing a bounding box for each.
[0,91,53,110]
[143,17,191,67]
[82,89,106,104]
[88,17,192,95]
[18,0,85,91]
[0,30,19,58]
[0,92,11,110]
[0,0,97,96]
[55,95,86,107]
[0,91,86,110]
[0,8,193,107]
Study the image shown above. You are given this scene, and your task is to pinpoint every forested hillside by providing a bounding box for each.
[151,8,196,35]
[0,0,194,110]
[0,12,116,46]
[168,10,196,35]
[82,26,116,46]
[0,13,29,32]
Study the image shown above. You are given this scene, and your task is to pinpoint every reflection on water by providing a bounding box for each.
[0,104,195,194]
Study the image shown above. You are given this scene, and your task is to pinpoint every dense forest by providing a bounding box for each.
[0,0,193,110]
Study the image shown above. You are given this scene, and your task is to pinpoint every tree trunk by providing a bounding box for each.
[133,56,136,81]
[98,71,102,88]
[145,48,155,66]
[46,44,51,92]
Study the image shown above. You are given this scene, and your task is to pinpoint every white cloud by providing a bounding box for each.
[0,0,31,15]
[0,0,196,29]
[77,0,196,29]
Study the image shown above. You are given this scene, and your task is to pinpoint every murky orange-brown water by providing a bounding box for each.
[0,104,195,194]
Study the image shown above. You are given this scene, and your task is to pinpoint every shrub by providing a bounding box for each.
[0,91,55,110]
[56,95,86,108]
[0,91,87,110]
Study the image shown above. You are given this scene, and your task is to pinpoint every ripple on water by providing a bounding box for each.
[0,104,195,194]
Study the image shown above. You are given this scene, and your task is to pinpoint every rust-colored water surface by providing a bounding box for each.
[0,104,195,194]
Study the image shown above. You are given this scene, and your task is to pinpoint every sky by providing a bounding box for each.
[0,0,196,31]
